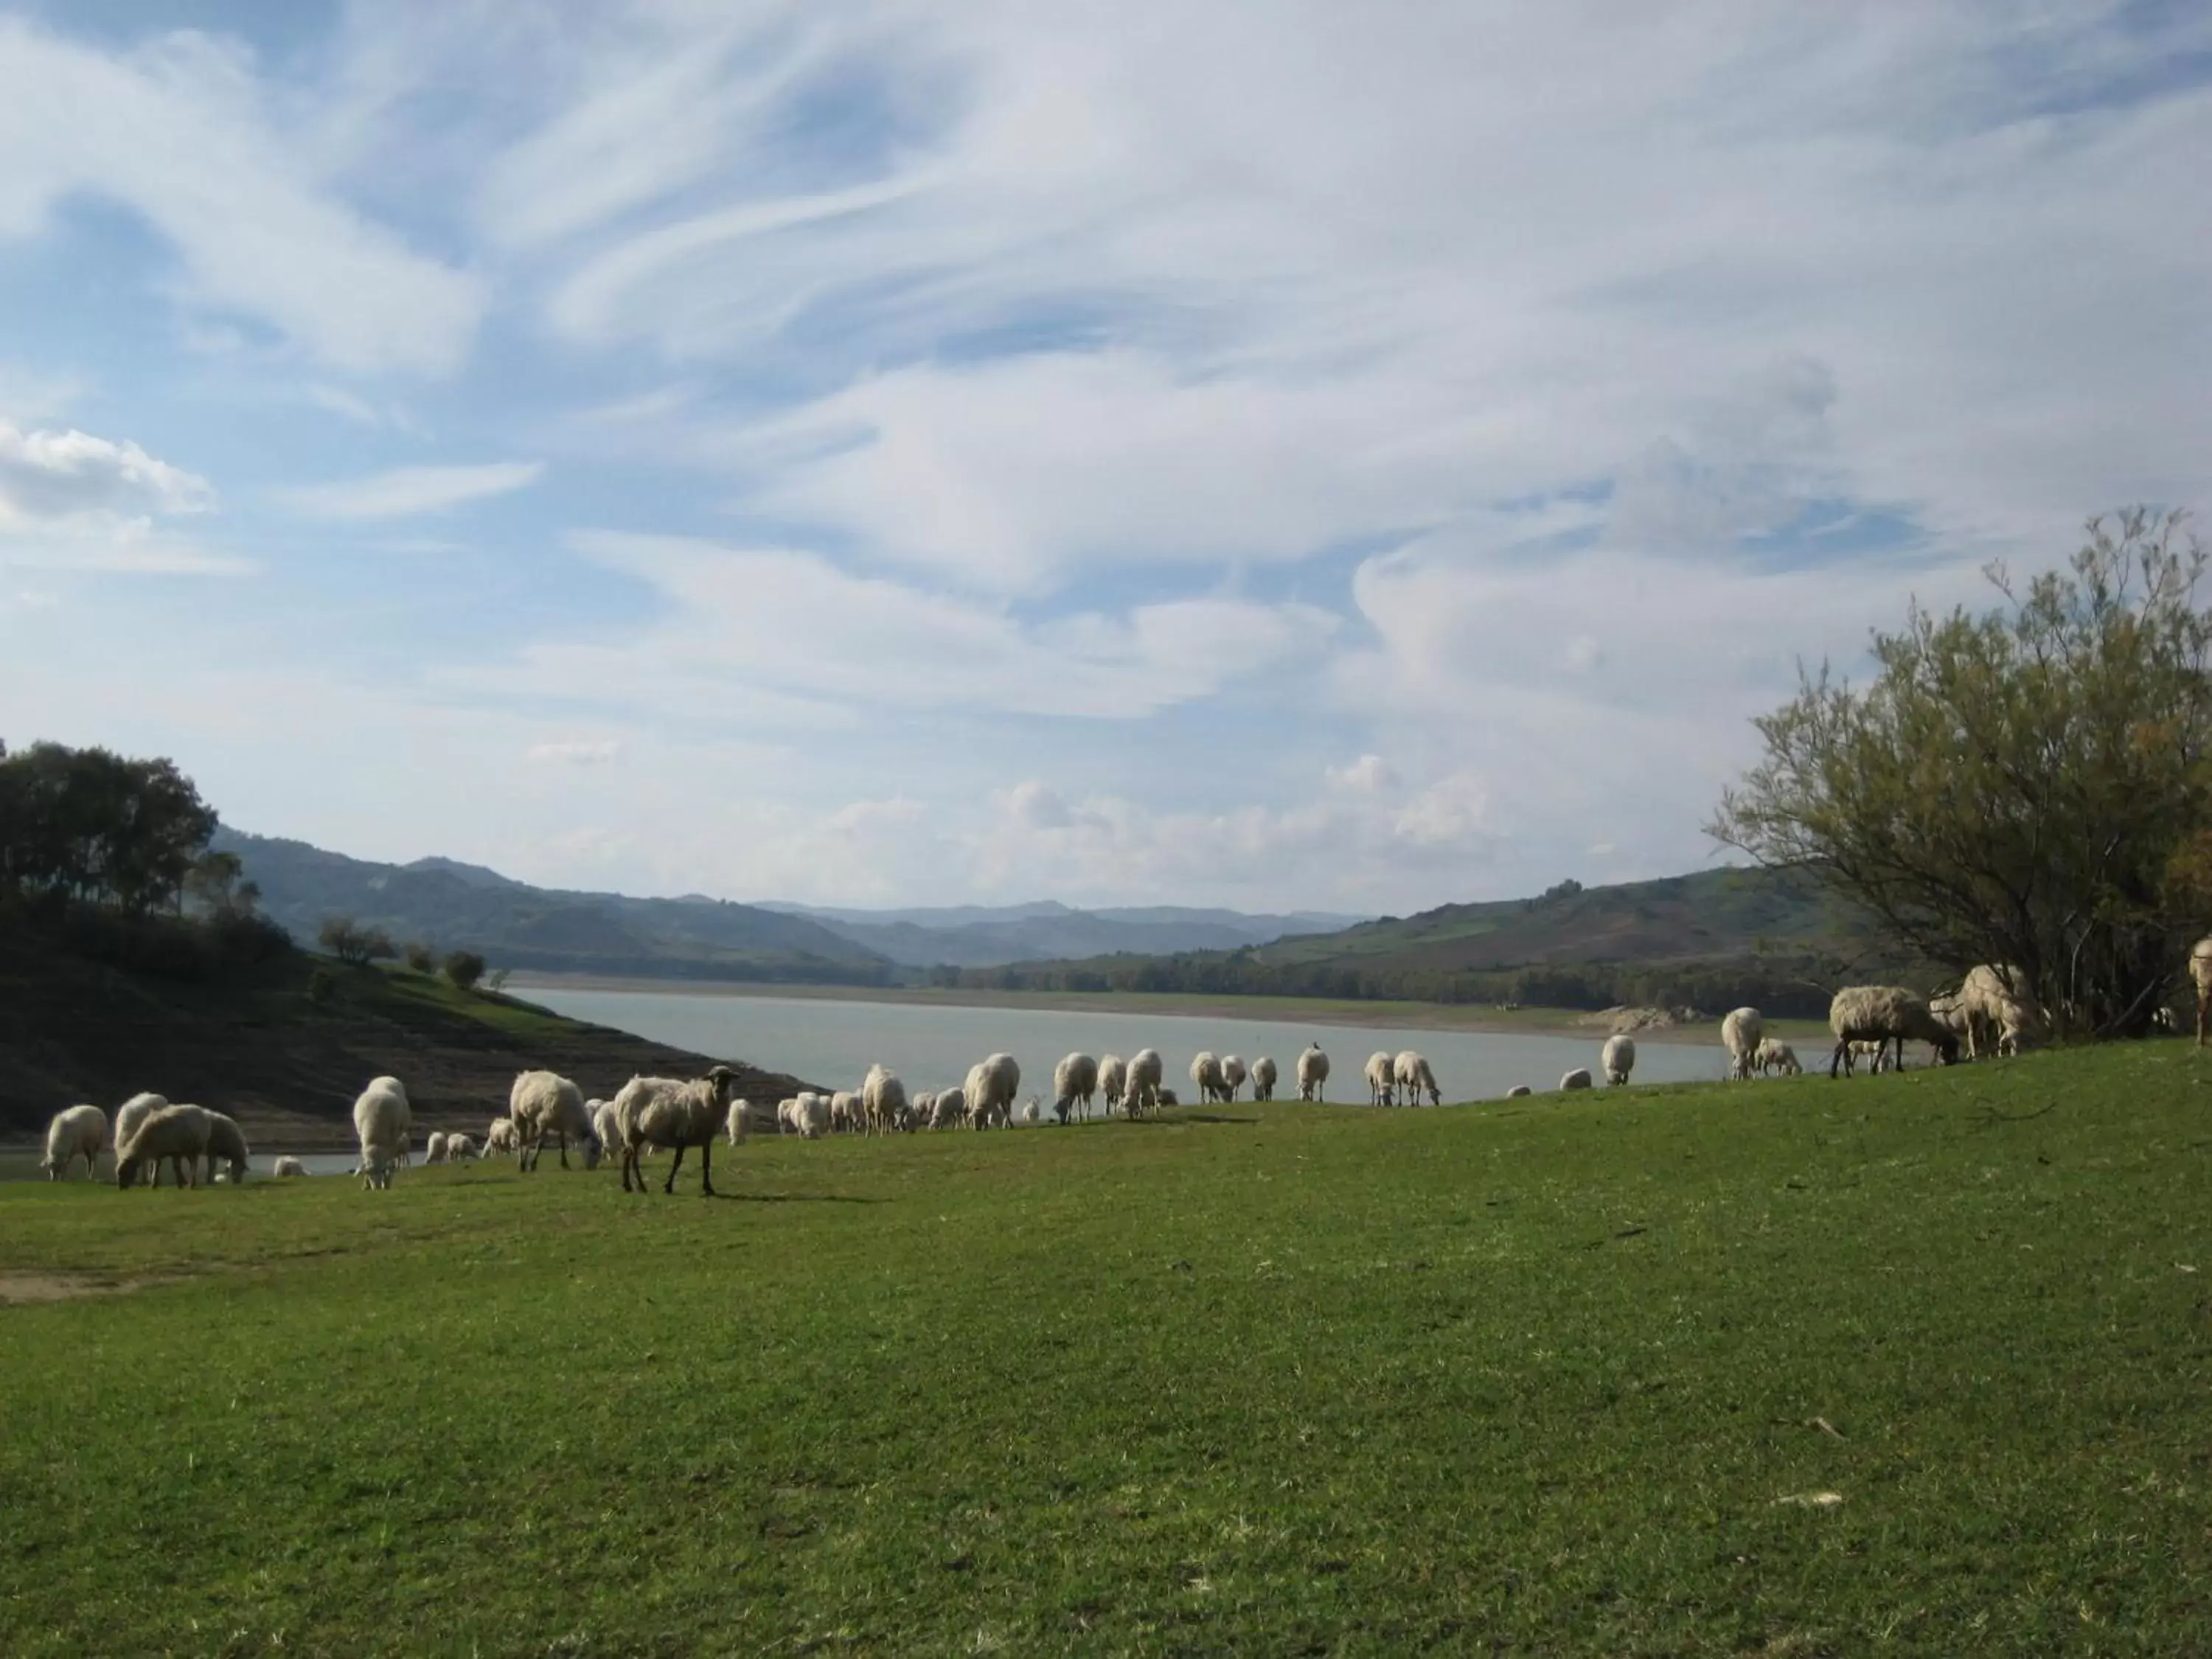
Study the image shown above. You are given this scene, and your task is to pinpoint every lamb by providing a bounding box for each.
[727,1099,753,1147]
[1126,1048,1165,1117]
[1364,1051,1397,1107]
[201,1112,251,1184]
[1559,1068,1593,1090]
[2194,936,2212,1046]
[1295,1045,1329,1102]
[1054,1053,1100,1121]
[862,1065,907,1136]
[928,1087,964,1130]
[1393,1051,1441,1107]
[272,1155,308,1178]
[40,1104,106,1180]
[1097,1054,1128,1114]
[1601,1034,1636,1087]
[117,1103,215,1189]
[612,1065,744,1194]
[353,1077,412,1190]
[1220,1055,1248,1101]
[1721,1007,1764,1081]
[1754,1038,1801,1077]
[1958,964,2040,1059]
[447,1133,478,1161]
[483,1116,520,1156]
[1251,1056,1279,1102]
[592,1099,623,1156]
[964,1054,1020,1130]
[797,1093,832,1138]
[424,1131,450,1166]
[112,1093,167,1169]
[1828,985,1960,1077]
[1189,1051,1228,1104]
[509,1071,599,1172]
[1019,1096,1040,1124]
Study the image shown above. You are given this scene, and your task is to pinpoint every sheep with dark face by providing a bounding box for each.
[613,1065,744,1195]
[1829,986,1960,1077]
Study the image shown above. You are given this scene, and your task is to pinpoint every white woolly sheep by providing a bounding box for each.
[613,1065,743,1194]
[964,1054,1020,1130]
[201,1111,250,1184]
[354,1077,412,1190]
[1220,1055,1248,1100]
[1721,1007,1764,1081]
[447,1133,478,1161]
[1019,1096,1040,1124]
[828,1091,861,1134]
[1505,1084,1533,1099]
[1054,1052,1100,1121]
[112,1093,167,1169]
[591,1099,622,1157]
[1251,1056,1279,1102]
[1189,1051,1228,1104]
[483,1116,519,1156]
[1828,985,1959,1077]
[863,1065,907,1136]
[424,1131,450,1166]
[1097,1054,1128,1114]
[1754,1038,1802,1077]
[727,1099,752,1147]
[922,1088,959,1130]
[118,1103,215,1189]
[272,1155,308,1178]
[797,1093,832,1138]
[1393,1051,1441,1107]
[1296,1045,1329,1102]
[1601,1034,1636,1088]
[1126,1049,1165,1116]
[511,1071,598,1172]
[1364,1051,1397,1107]
[1559,1068,1593,1091]
[41,1104,106,1180]
[2192,936,2212,1046]
[1959,964,2039,1059]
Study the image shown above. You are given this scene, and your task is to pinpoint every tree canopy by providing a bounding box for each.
[1709,509,2212,1038]
[0,741,220,917]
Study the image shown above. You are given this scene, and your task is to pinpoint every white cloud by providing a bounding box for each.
[0,421,213,524]
[1326,754,1399,795]
[527,740,624,765]
[274,462,543,521]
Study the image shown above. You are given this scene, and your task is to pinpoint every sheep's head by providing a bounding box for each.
[115,1153,144,1189]
[705,1064,740,1105]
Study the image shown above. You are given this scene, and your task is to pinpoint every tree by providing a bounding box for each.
[1708,509,2212,1038]
[404,940,436,973]
[0,742,218,914]
[442,950,486,990]
[319,915,397,967]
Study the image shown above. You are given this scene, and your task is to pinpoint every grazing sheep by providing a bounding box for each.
[1126,1049,1165,1117]
[1721,1007,1764,1081]
[1959,964,2040,1058]
[117,1103,215,1189]
[200,1112,251,1184]
[1097,1054,1128,1114]
[1601,1034,1636,1087]
[1754,1038,1802,1077]
[1828,986,1960,1078]
[796,1093,832,1139]
[272,1155,308,1178]
[1189,1051,1228,1104]
[1220,1055,1248,1101]
[727,1099,752,1147]
[1295,1045,1329,1102]
[1848,1037,1893,1074]
[1251,1056,1279,1102]
[1506,1084,1533,1098]
[1559,1068,1593,1091]
[112,1093,167,1169]
[40,1105,106,1180]
[424,1131,450,1166]
[483,1116,520,1156]
[1393,1051,1441,1107]
[2193,936,2212,1046]
[1019,1096,1040,1124]
[1054,1053,1100,1121]
[447,1133,478,1161]
[591,1099,622,1157]
[862,1065,908,1136]
[964,1054,1020,1130]
[510,1071,598,1172]
[1156,1088,1180,1107]
[353,1077,412,1190]
[1365,1051,1397,1107]
[613,1066,743,1195]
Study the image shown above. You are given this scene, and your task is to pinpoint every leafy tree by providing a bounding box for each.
[485,967,512,993]
[403,940,437,973]
[319,915,397,967]
[0,742,218,914]
[1708,509,2212,1038]
[442,950,486,990]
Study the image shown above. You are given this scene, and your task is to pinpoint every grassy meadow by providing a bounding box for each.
[4,1044,2211,1654]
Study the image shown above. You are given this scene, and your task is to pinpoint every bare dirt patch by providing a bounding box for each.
[0,1270,178,1306]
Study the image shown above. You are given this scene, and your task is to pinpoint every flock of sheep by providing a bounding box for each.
[37,945,2212,1186]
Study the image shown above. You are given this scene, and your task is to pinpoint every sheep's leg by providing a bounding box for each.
[2199,987,2210,1047]
[699,1137,714,1197]
[1829,1040,1848,1079]
[557,1132,570,1171]
[662,1144,686,1195]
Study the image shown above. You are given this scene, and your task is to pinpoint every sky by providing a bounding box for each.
[0,1,2208,914]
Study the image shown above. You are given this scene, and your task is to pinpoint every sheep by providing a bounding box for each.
[40,1105,106,1180]
[1828,986,1959,1078]
[1959,964,2040,1059]
[424,1131,450,1166]
[1364,1051,1397,1107]
[827,1091,861,1135]
[1019,1096,1040,1124]
[447,1133,478,1161]
[1054,1053,1100,1121]
[1393,1051,1441,1107]
[613,1065,743,1195]
[2194,936,2212,1046]
[1559,1068,1593,1090]
[923,1087,961,1130]
[862,1065,907,1136]
[727,1099,753,1147]
[201,1112,251,1184]
[1097,1054,1128,1115]
[1505,1084,1533,1098]
[483,1117,520,1156]
[1251,1056,1279,1102]
[1848,1037,1894,1074]
[1156,1088,1180,1106]
[964,1054,1020,1130]
[1601,1034,1636,1087]
[1126,1048,1165,1117]
[591,1099,622,1156]
[1189,1051,1228,1104]
[1296,1045,1329,1102]
[1721,1007,1764,1081]
[112,1093,167,1170]
[354,1077,412,1189]
[509,1071,599,1172]
[1754,1038,1801,1077]
[1220,1055,1248,1101]
[272,1155,308,1178]
[117,1103,214,1189]
[797,1093,832,1139]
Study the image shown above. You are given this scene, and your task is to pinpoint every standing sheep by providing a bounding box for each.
[1296,1045,1329,1102]
[591,1100,623,1157]
[1096,1055,1127,1115]
[727,1099,753,1148]
[118,1104,215,1189]
[510,1071,598,1172]
[1393,1051,1441,1107]
[1959,964,2040,1059]
[112,1093,167,1169]
[354,1078,412,1190]
[1721,1008,1764,1081]
[1189,1051,1228,1104]
[1828,986,1960,1078]
[964,1054,1020,1129]
[483,1117,520,1156]
[1754,1038,1801,1077]
[1601,1034,1636,1087]
[613,1065,743,1195]
[1365,1051,1397,1107]
[1250,1056,1279,1102]
[2193,936,2212,1046]
[40,1105,107,1180]
[424,1131,450,1166]
[1054,1053,1100,1121]
[1220,1056,1248,1101]
[202,1112,251,1184]
[272,1155,308,1178]
[1126,1049,1165,1117]
[1559,1069,1593,1091]
[447,1133,478,1161]
[862,1065,908,1136]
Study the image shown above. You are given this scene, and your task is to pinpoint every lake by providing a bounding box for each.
[521,988,1732,1106]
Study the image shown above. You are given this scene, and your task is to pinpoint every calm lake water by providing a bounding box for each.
[524,989,1732,1106]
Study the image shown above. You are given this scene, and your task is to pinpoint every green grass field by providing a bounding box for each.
[4,1044,2210,1655]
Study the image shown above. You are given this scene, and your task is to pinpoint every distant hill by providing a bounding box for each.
[759,898,1367,967]
[212,830,895,986]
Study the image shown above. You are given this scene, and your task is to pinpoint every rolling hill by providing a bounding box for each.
[762,898,1368,967]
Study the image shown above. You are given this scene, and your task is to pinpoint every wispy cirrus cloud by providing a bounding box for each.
[274,462,543,521]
